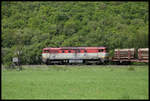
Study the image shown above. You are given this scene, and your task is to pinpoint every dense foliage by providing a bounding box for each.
[2,1,149,64]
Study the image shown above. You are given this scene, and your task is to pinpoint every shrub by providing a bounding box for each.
[128,67,135,71]
[3,62,15,70]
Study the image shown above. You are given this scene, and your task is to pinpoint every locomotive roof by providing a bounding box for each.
[43,47,106,50]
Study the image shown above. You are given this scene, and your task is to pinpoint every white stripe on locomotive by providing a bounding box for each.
[42,52,108,60]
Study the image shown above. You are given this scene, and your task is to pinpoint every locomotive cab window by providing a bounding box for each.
[99,49,104,52]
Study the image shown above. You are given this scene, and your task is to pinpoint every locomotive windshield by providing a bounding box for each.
[43,50,49,53]
[99,49,104,52]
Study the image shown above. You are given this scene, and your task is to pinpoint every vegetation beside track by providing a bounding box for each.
[2,65,148,99]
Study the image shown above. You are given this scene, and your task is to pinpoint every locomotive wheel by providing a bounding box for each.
[103,61,109,65]
[46,60,51,65]
[83,60,93,65]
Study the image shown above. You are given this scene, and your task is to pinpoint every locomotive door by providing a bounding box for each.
[74,49,83,63]
[75,49,87,59]
[49,50,57,60]
[83,49,87,59]
[74,49,79,59]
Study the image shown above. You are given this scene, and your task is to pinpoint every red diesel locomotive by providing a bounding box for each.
[42,47,109,65]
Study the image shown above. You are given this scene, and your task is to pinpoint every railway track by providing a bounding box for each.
[21,64,148,68]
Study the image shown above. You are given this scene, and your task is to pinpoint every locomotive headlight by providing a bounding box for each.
[101,56,105,58]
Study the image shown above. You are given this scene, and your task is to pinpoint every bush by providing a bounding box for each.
[3,62,15,70]
[128,67,135,71]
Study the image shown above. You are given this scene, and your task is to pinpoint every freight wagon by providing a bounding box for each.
[112,48,149,64]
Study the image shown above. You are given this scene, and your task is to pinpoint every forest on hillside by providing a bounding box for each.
[1,1,149,65]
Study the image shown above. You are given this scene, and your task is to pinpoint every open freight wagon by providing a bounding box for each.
[112,48,149,64]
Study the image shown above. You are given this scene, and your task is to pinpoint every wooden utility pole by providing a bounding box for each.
[17,50,22,71]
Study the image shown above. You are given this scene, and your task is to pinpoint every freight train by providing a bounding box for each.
[42,47,149,65]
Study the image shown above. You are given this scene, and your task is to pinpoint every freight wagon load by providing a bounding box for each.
[114,48,135,59]
[138,48,149,60]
